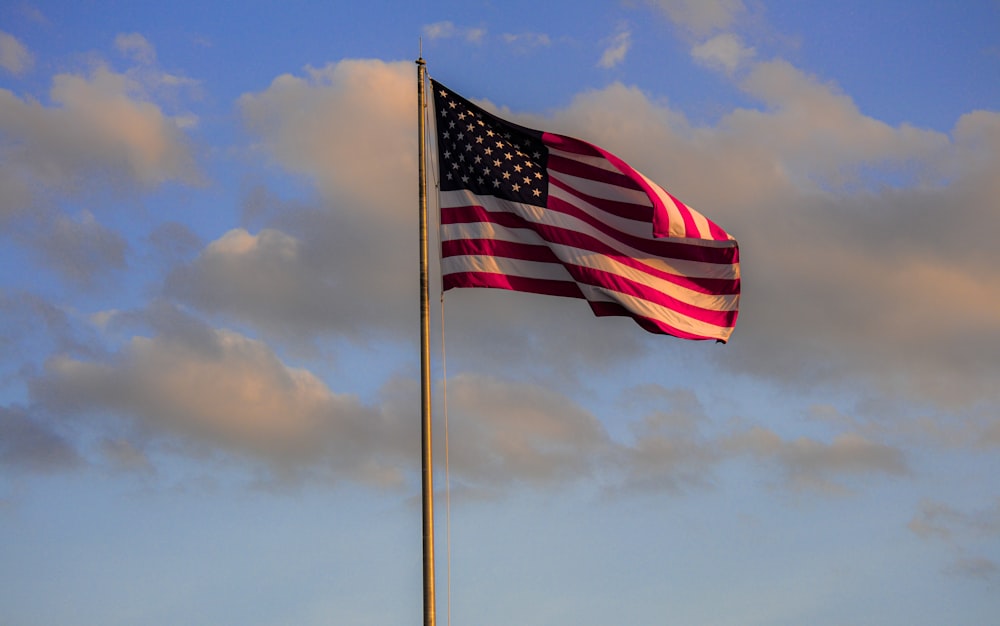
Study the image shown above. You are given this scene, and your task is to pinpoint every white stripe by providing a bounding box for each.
[442,254,574,282]
[546,146,621,174]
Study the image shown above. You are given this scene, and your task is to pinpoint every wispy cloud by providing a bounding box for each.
[115,32,156,64]
[422,21,486,44]
[0,31,33,75]
[500,31,551,54]
[598,25,631,69]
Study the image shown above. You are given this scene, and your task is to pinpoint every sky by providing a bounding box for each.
[1,1,999,624]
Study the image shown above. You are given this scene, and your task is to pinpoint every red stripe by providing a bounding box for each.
[441,203,532,230]
[663,188,700,239]
[546,152,643,191]
[542,132,604,158]
[443,272,584,299]
[441,238,561,264]
[587,301,728,340]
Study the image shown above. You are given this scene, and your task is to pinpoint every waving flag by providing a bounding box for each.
[432,80,740,342]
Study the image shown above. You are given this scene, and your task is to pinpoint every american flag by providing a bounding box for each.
[432,80,740,342]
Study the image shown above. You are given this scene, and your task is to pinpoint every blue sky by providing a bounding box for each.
[2,1,999,625]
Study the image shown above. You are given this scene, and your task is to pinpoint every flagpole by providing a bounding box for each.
[416,56,436,626]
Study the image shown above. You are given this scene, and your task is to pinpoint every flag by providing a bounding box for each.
[432,80,740,342]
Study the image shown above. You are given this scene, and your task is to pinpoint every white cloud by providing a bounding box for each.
[165,218,415,342]
[0,65,199,189]
[0,31,32,75]
[238,59,415,218]
[32,324,413,485]
[422,21,486,44]
[646,0,745,35]
[691,32,755,74]
[598,27,631,69]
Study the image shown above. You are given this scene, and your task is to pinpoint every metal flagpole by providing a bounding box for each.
[416,55,436,626]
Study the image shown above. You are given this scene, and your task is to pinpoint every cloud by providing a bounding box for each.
[0,405,82,473]
[691,33,755,74]
[910,498,1000,580]
[532,64,1000,412]
[502,31,551,53]
[234,57,1000,413]
[100,437,155,474]
[598,26,631,69]
[0,31,33,75]
[10,55,993,493]
[945,557,998,580]
[0,290,104,369]
[909,498,1000,540]
[238,59,415,218]
[616,388,719,492]
[615,386,907,494]
[30,322,414,485]
[31,211,128,285]
[115,32,156,64]
[0,64,199,192]
[443,374,614,489]
[725,429,908,494]
[646,0,746,35]
[422,21,486,44]
[9,287,917,497]
[165,221,415,342]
